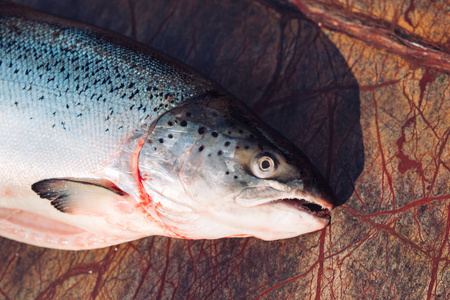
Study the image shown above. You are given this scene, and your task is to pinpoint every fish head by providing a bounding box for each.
[139,94,336,240]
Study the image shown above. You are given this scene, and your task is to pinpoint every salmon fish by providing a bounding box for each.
[0,2,336,250]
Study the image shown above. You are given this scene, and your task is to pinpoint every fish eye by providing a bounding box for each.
[251,153,277,178]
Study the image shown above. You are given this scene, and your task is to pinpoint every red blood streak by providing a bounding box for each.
[131,136,152,206]
[130,137,184,238]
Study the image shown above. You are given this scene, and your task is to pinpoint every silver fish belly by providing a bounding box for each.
[0,2,336,250]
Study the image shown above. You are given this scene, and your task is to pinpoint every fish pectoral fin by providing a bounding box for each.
[31,178,132,215]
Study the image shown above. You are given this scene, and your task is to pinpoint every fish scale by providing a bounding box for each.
[0,15,212,122]
[0,2,335,250]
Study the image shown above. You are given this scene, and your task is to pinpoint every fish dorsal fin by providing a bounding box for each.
[32,178,131,215]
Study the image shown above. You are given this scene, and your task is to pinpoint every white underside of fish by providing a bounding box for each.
[0,208,116,249]
[0,151,167,250]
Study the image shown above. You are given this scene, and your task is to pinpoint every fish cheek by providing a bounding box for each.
[178,137,241,204]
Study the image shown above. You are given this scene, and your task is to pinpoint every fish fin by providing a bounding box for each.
[31,178,131,215]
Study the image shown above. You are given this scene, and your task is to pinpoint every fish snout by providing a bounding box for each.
[297,157,338,209]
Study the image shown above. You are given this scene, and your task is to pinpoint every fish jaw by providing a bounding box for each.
[235,186,334,213]
[232,185,333,240]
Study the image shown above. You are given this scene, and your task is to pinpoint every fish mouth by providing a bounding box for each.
[235,186,334,221]
[275,198,331,220]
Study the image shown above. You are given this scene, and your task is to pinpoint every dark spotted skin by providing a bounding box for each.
[0,3,216,175]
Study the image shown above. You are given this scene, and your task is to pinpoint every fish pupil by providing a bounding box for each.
[261,160,270,169]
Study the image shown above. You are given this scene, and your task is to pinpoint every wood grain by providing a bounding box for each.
[0,0,448,299]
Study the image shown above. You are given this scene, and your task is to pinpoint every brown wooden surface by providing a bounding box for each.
[0,0,448,299]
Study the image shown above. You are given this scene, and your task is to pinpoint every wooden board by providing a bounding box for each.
[0,0,448,298]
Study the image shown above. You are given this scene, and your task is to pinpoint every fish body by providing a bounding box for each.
[0,2,335,250]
